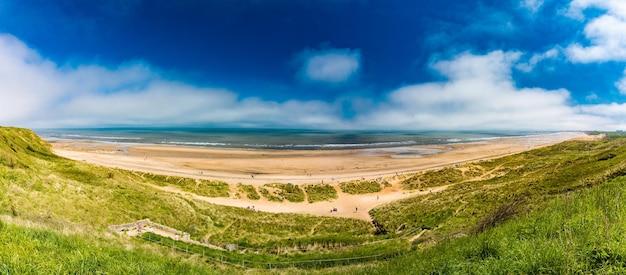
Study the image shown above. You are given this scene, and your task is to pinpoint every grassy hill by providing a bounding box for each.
[344,174,626,274]
[1,127,626,273]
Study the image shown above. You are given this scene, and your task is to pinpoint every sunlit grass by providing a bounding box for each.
[236,183,260,200]
[304,184,338,203]
[353,176,626,274]
[2,127,626,273]
[339,180,386,194]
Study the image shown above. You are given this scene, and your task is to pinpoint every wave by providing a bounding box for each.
[37,129,560,151]
[235,140,420,149]
[161,141,231,147]
[60,134,143,140]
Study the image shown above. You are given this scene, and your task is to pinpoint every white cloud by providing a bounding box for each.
[355,51,619,130]
[0,35,66,124]
[615,69,626,95]
[567,0,626,20]
[521,0,545,14]
[565,0,626,62]
[516,48,560,72]
[297,48,361,84]
[580,103,626,129]
[585,93,599,101]
[0,34,624,131]
[0,34,345,129]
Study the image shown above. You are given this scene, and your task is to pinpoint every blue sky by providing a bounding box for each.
[0,0,625,130]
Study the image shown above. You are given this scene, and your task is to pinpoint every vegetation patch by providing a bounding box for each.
[401,166,469,190]
[0,222,217,274]
[304,184,338,203]
[259,187,284,202]
[339,180,385,194]
[140,232,410,269]
[261,183,305,202]
[370,137,626,243]
[358,176,626,274]
[237,183,260,200]
[5,127,626,273]
[141,173,229,197]
[197,204,378,250]
[0,127,379,250]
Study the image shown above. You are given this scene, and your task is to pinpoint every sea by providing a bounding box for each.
[34,128,552,150]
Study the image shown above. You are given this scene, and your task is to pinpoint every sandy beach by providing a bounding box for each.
[51,132,593,220]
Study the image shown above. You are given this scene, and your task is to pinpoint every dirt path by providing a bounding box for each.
[144,179,435,221]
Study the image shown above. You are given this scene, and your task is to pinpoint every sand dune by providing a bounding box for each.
[51,132,593,220]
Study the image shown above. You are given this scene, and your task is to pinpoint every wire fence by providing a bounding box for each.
[138,233,409,270]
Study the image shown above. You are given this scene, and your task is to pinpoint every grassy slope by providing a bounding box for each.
[0,218,218,274]
[346,175,626,274]
[3,127,626,273]
[0,127,389,273]
[370,137,626,242]
[0,128,376,246]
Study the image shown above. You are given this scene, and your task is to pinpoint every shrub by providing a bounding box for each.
[263,183,305,202]
[304,184,338,203]
[237,183,260,200]
[339,180,383,194]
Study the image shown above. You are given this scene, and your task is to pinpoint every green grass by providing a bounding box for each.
[260,183,305,202]
[140,232,410,270]
[305,184,338,203]
[401,166,478,190]
[339,180,385,194]
[371,137,626,243]
[259,187,283,202]
[236,183,260,200]
[0,219,220,274]
[0,127,379,251]
[4,127,626,273]
[141,173,230,197]
[352,176,626,274]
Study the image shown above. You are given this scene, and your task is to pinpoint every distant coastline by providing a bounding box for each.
[35,128,560,150]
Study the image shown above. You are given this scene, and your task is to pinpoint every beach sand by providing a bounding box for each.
[51,132,594,220]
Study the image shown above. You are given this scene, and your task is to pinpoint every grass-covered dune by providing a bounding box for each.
[2,126,626,273]
[0,127,384,273]
[370,134,626,242]
[346,175,626,274]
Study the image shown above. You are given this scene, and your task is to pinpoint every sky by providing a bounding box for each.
[0,0,626,131]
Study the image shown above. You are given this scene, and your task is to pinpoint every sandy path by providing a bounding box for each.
[51,132,593,221]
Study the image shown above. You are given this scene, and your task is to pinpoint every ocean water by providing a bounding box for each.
[35,128,548,150]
